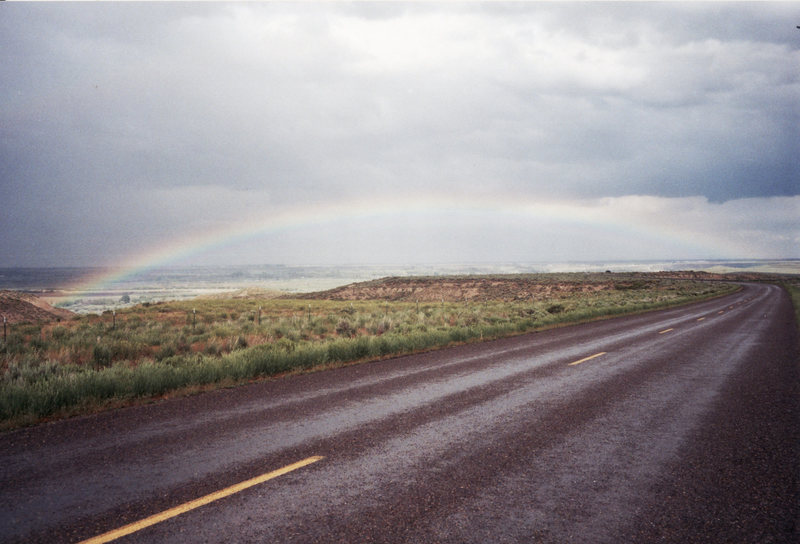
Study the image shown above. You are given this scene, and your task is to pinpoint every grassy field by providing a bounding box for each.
[0,275,738,429]
[783,279,800,329]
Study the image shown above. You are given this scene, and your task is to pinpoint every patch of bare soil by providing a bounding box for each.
[0,290,75,324]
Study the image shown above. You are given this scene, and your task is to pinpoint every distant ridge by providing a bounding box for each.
[198,287,285,300]
[0,290,75,324]
[291,271,795,303]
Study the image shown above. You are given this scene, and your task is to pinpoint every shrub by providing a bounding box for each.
[92,344,113,368]
[231,335,248,351]
[273,338,295,352]
[335,320,355,337]
[155,344,177,361]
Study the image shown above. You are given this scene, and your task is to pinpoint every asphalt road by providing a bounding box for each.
[1,283,798,543]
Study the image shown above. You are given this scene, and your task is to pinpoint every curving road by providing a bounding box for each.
[1,282,798,543]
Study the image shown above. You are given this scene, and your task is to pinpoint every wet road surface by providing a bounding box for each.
[1,282,798,543]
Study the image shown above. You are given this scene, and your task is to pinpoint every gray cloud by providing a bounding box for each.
[1,2,798,267]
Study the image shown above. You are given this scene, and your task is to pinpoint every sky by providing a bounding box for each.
[1,1,798,268]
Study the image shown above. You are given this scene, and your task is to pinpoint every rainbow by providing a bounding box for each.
[59,193,739,301]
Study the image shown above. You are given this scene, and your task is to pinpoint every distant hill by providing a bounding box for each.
[0,290,75,324]
[293,275,625,302]
[290,271,795,303]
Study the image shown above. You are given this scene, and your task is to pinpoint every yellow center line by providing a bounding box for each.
[78,456,324,544]
[568,352,607,366]
[659,328,674,334]
[697,317,705,321]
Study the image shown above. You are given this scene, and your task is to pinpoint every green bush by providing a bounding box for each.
[92,344,113,368]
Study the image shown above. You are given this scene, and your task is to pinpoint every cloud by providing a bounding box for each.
[0,3,797,267]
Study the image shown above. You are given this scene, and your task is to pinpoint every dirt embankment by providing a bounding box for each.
[0,290,75,324]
